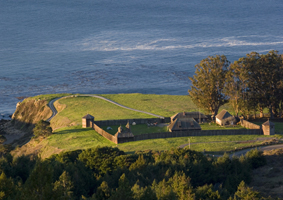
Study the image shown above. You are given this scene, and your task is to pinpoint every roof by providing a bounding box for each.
[216,110,232,120]
[168,118,201,131]
[262,119,275,126]
[82,114,94,119]
[171,112,208,121]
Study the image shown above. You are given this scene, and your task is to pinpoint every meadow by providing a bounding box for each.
[24,93,283,158]
[41,125,277,157]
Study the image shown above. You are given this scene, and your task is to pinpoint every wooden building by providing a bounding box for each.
[115,121,134,143]
[168,118,201,132]
[216,110,235,126]
[170,112,208,123]
[262,119,275,135]
[82,114,94,128]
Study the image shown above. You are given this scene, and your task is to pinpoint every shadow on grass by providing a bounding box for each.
[55,127,93,135]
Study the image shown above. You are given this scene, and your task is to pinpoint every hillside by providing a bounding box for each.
[6,93,283,160]
[251,148,283,198]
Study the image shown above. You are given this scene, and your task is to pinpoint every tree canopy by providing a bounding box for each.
[0,146,267,199]
[189,50,283,119]
[33,120,52,138]
[188,55,230,117]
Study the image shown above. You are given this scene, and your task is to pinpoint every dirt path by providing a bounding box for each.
[231,144,283,157]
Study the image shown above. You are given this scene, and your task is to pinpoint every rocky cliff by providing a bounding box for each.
[11,98,52,132]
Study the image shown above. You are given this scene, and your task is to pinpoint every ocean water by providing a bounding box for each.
[1,0,283,116]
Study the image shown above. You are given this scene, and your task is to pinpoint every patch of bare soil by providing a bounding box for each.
[250,148,283,198]
[11,136,63,159]
[0,121,31,146]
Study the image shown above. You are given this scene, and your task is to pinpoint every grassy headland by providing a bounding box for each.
[10,93,283,159]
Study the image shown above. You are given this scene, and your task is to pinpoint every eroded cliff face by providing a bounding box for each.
[11,99,52,132]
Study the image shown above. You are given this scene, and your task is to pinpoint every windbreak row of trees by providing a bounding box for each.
[0,146,268,199]
[188,50,283,119]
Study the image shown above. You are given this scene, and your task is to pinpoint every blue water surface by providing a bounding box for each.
[0,0,283,114]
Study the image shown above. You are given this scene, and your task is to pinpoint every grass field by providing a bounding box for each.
[50,96,155,130]
[101,122,245,136]
[101,124,169,135]
[25,93,73,102]
[39,126,278,157]
[100,93,234,116]
[21,93,283,158]
[200,123,246,130]
[100,93,203,117]
[48,126,115,150]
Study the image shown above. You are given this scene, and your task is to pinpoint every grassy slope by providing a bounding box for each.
[100,93,201,117]
[25,93,72,102]
[251,149,283,198]
[42,126,275,157]
[13,93,283,158]
[100,93,234,116]
[50,96,154,130]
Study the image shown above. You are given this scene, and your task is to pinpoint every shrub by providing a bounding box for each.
[33,120,52,138]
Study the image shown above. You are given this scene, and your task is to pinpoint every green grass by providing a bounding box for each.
[47,126,115,151]
[117,134,275,153]
[25,93,73,103]
[100,93,202,117]
[101,124,169,135]
[200,123,246,130]
[102,122,245,136]
[42,126,277,156]
[50,96,155,129]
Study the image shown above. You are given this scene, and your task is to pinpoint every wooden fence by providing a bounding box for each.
[241,119,261,129]
[94,117,171,126]
[134,129,262,142]
[91,121,117,144]
[89,118,263,144]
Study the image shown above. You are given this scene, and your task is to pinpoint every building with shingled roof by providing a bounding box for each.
[115,121,134,139]
[262,119,275,135]
[215,109,235,126]
[82,114,94,128]
[168,118,201,132]
[170,112,208,123]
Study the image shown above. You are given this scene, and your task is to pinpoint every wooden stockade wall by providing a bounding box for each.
[134,129,262,142]
[87,117,263,144]
[90,121,118,144]
[94,117,171,127]
[241,119,261,130]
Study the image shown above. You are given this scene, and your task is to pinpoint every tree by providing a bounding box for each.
[53,171,74,200]
[226,51,283,119]
[0,172,16,199]
[234,181,260,200]
[109,174,134,200]
[188,55,230,117]
[33,120,52,138]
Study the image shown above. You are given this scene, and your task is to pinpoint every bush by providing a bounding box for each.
[245,148,266,169]
[33,120,52,138]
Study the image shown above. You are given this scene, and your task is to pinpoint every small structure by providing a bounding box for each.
[82,114,94,128]
[168,118,201,132]
[115,121,134,142]
[216,110,235,126]
[170,112,208,123]
[262,119,275,135]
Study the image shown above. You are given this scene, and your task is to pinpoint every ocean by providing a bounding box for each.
[1,0,283,118]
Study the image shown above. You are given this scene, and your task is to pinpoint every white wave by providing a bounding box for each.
[80,38,283,52]
[45,33,283,53]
